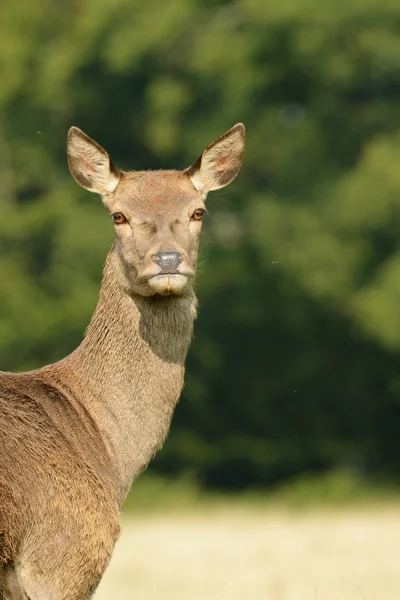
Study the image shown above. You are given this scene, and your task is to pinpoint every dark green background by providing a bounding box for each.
[2,0,400,489]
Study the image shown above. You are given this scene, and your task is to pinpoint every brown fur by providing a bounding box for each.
[0,123,245,600]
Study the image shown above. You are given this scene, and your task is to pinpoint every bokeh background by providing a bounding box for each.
[2,1,400,598]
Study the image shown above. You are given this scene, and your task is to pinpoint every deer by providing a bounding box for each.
[0,123,245,600]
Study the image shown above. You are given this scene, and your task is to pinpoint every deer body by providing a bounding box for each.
[0,126,245,600]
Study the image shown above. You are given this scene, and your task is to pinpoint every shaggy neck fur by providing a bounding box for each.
[59,247,197,503]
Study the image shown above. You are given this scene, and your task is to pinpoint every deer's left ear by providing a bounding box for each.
[186,123,245,194]
[67,126,120,195]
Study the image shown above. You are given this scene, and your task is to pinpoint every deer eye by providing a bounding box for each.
[192,208,205,221]
[112,212,127,225]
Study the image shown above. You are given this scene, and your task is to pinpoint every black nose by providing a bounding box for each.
[152,251,184,272]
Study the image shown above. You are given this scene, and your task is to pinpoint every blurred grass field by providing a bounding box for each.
[96,474,400,600]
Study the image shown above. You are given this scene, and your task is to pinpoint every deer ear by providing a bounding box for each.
[186,123,245,194]
[67,127,120,195]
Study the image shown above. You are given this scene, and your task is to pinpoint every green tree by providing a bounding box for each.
[2,0,400,488]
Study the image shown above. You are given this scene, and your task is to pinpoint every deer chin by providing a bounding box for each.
[147,273,189,296]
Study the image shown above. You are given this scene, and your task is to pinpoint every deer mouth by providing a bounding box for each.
[147,273,190,296]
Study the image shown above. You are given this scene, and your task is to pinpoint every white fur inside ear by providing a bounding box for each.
[189,172,207,193]
[104,176,119,193]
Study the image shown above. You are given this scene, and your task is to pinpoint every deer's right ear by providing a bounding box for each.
[67,127,120,195]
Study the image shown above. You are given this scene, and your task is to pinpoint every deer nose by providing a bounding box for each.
[152,251,184,272]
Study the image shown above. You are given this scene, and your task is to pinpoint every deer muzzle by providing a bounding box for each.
[152,251,184,273]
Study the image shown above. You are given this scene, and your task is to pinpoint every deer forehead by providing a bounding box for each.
[105,170,203,219]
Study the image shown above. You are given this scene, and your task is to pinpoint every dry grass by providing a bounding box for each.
[96,503,400,600]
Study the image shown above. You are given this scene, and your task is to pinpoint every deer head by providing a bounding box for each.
[67,124,245,297]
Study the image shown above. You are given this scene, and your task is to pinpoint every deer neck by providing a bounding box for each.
[64,247,197,503]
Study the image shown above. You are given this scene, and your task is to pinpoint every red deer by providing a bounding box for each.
[0,123,245,600]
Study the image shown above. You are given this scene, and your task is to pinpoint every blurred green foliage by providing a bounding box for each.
[2,0,400,489]
[121,470,399,514]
